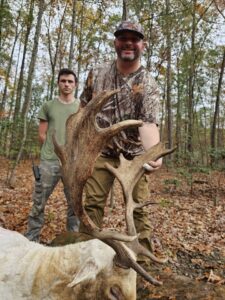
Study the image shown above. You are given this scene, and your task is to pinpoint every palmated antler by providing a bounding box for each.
[53,90,142,242]
[104,143,176,285]
[53,90,176,286]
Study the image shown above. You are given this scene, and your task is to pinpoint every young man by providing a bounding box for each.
[25,68,80,242]
[80,21,162,267]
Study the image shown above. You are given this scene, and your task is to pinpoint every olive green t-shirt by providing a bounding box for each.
[38,98,79,160]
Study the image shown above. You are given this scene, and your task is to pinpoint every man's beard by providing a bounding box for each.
[116,48,139,62]
[121,52,135,61]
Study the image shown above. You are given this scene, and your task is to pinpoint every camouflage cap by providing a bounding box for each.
[114,20,144,39]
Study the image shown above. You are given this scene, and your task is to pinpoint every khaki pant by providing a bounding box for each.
[80,155,152,261]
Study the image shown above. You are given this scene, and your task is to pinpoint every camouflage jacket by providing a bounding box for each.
[80,60,159,159]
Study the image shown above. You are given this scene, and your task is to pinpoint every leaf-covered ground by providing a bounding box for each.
[0,158,224,299]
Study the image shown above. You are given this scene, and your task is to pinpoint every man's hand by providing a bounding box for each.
[143,158,162,173]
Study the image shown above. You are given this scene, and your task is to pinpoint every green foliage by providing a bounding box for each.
[163,178,181,193]
[175,165,210,188]
[159,197,174,208]
[176,168,193,186]
[209,148,225,161]
[164,178,181,187]
[0,115,39,159]
[209,148,225,170]
[0,1,13,33]
[189,166,211,174]
[0,51,10,66]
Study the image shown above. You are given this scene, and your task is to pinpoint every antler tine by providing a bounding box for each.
[103,239,163,286]
[53,90,143,243]
[103,143,176,284]
[105,143,176,235]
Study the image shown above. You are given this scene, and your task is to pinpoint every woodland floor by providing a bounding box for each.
[0,157,225,299]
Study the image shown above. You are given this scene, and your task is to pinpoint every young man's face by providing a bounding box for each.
[114,31,145,62]
[58,74,76,96]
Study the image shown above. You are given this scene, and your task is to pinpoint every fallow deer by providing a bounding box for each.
[0,90,174,299]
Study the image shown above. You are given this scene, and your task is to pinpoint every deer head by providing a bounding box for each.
[53,90,175,286]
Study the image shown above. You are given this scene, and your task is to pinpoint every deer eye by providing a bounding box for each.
[110,286,123,300]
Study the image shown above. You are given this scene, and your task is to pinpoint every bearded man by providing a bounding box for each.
[80,21,162,268]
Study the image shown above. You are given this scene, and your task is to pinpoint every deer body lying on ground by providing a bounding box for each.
[0,227,136,300]
[0,90,174,299]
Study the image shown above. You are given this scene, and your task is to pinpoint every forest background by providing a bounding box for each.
[0,2,225,297]
[0,0,225,183]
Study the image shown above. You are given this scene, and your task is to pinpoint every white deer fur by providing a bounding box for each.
[0,227,136,300]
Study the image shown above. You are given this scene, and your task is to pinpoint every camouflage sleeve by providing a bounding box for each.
[80,69,94,107]
[140,74,160,125]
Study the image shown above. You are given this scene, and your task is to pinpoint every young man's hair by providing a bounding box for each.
[58,68,78,83]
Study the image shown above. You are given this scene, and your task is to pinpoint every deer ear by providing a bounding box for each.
[68,258,99,287]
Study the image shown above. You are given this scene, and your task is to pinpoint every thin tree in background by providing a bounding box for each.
[146,0,155,71]
[13,0,34,119]
[0,10,22,113]
[0,0,4,50]
[47,3,67,101]
[175,57,182,156]
[122,0,128,20]
[210,48,225,164]
[187,0,197,155]
[1,37,23,156]
[165,0,172,150]
[68,0,77,69]
[0,9,22,153]
[75,0,85,97]
[210,0,225,164]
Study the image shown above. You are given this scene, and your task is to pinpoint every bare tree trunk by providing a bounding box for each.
[146,0,154,71]
[210,48,225,164]
[47,4,67,100]
[75,0,84,98]
[175,57,182,158]
[21,1,45,116]
[122,0,129,20]
[165,0,172,151]
[160,84,166,140]
[13,0,34,118]
[0,24,20,152]
[68,0,77,69]
[2,38,22,157]
[7,0,45,187]
[187,0,197,154]
[0,0,5,50]
[0,11,21,113]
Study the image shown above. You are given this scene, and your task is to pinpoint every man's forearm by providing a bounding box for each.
[38,134,46,144]
[139,123,160,151]
[139,122,162,170]
[38,120,48,145]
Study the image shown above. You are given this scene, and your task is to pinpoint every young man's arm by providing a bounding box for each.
[38,119,48,144]
[138,123,162,171]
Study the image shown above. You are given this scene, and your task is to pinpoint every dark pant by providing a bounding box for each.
[25,160,79,242]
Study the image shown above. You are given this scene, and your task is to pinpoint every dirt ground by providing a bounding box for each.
[0,158,224,299]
